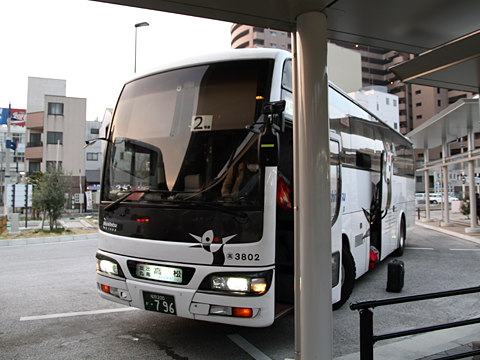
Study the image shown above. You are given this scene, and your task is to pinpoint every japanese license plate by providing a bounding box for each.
[136,263,183,283]
[143,292,177,316]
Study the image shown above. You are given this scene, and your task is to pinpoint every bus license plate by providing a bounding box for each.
[143,292,177,316]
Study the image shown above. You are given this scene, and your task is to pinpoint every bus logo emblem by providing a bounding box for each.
[189,230,236,265]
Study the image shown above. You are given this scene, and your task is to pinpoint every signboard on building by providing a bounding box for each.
[0,108,26,126]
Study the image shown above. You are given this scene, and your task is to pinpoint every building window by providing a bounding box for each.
[386,98,390,105]
[90,128,99,135]
[415,90,421,94]
[87,153,99,161]
[48,102,64,115]
[416,176,423,183]
[46,161,62,172]
[270,31,276,36]
[437,88,441,94]
[394,123,398,130]
[270,43,277,48]
[418,153,424,158]
[29,162,41,174]
[13,154,24,163]
[416,115,423,119]
[28,133,42,147]
[393,99,397,107]
[438,100,441,106]
[416,102,422,107]
[47,131,63,145]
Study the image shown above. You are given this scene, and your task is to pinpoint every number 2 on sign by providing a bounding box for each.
[191,115,213,132]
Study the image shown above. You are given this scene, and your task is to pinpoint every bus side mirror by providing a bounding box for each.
[257,100,285,166]
[262,100,285,133]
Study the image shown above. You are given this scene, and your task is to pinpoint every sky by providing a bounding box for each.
[0,0,233,121]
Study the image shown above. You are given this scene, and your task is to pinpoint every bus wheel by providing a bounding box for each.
[333,246,355,310]
[393,220,405,256]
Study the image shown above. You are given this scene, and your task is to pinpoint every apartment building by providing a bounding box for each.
[25,77,86,196]
[85,119,102,191]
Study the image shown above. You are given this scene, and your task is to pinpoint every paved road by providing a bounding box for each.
[1,225,480,359]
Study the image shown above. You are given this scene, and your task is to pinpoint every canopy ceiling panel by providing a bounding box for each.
[93,0,480,54]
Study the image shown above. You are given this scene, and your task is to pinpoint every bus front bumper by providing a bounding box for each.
[96,273,275,327]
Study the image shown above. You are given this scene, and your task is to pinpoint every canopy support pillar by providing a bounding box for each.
[294,11,332,360]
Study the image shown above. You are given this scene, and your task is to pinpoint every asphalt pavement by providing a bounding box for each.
[336,207,480,360]
[2,209,480,359]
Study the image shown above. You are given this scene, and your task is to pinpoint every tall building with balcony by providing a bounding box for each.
[230,25,473,139]
[25,77,86,195]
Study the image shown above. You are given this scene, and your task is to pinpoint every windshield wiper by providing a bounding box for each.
[161,199,249,220]
[104,191,249,221]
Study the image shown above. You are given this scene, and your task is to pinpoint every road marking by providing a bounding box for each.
[20,307,139,321]
[228,334,272,360]
[405,247,434,250]
[450,248,480,251]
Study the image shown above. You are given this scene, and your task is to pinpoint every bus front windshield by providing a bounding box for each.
[103,59,273,209]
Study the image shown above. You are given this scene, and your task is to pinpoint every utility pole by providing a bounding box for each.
[3,104,12,217]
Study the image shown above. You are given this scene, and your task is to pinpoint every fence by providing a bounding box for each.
[350,285,480,360]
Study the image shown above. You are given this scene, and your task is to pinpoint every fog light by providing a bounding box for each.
[210,305,232,316]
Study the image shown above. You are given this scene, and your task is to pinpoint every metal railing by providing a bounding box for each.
[27,141,43,147]
[350,285,480,360]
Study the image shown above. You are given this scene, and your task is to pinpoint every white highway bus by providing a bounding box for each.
[96,49,415,327]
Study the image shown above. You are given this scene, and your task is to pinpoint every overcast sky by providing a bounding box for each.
[0,0,232,121]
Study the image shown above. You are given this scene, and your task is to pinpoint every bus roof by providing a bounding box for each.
[130,48,291,83]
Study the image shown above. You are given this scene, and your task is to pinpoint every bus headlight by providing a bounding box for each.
[332,251,340,287]
[96,252,125,278]
[201,270,272,296]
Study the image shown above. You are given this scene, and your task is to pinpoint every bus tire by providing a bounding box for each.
[393,219,406,256]
[333,246,355,310]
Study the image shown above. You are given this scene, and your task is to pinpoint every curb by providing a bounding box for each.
[415,221,480,245]
[0,232,99,247]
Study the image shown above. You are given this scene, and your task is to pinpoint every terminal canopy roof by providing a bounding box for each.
[407,98,480,150]
[94,0,480,58]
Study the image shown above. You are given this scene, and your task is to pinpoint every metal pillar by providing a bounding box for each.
[466,130,480,233]
[295,11,332,359]
[440,142,453,226]
[441,164,453,226]
[291,31,302,359]
[423,147,433,222]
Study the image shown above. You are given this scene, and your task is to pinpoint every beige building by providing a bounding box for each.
[25,77,86,197]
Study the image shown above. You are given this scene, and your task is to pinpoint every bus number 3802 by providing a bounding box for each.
[232,253,260,261]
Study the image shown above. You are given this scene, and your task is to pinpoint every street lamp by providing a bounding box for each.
[134,22,149,73]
